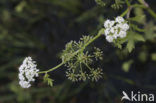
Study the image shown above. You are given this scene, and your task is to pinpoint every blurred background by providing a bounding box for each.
[0,0,156,103]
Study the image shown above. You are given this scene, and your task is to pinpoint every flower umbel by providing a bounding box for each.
[104,16,129,42]
[90,68,103,82]
[61,35,104,82]
[66,70,78,82]
[18,57,39,88]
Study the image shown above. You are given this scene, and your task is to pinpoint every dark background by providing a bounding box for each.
[0,0,156,103]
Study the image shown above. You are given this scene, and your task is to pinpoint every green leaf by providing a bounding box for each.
[144,21,156,40]
[130,24,145,32]
[151,53,156,61]
[134,7,146,24]
[122,60,133,72]
[126,40,135,53]
[15,1,26,13]
[129,15,146,24]
[43,73,54,87]
[126,31,145,53]
[134,34,145,42]
[113,37,127,49]
[47,78,54,87]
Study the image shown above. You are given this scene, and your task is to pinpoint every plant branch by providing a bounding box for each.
[38,29,104,74]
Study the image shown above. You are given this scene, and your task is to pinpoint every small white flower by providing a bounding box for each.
[115,23,122,29]
[106,35,114,42]
[19,81,31,88]
[18,57,39,88]
[104,20,111,28]
[110,27,115,33]
[110,20,115,27]
[115,16,124,23]
[18,73,25,81]
[104,20,115,28]
[104,28,110,36]
[121,23,129,31]
[119,30,127,38]
[103,16,129,42]
[113,31,119,39]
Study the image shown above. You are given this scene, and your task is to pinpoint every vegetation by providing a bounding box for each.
[0,0,156,103]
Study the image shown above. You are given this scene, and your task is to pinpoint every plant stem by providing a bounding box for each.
[38,29,104,74]
[121,0,132,18]
[83,63,92,71]
[39,62,64,74]
[120,8,129,17]
[147,8,156,19]
[132,4,156,19]
[126,0,131,7]
[82,29,104,50]
[122,1,156,19]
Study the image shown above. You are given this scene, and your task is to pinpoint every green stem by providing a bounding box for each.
[147,8,156,19]
[122,1,156,19]
[132,4,156,19]
[81,29,104,51]
[38,29,104,74]
[80,63,83,72]
[120,8,129,17]
[83,63,92,71]
[126,0,131,7]
[39,62,64,74]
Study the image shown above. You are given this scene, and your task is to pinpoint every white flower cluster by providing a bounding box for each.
[18,57,39,88]
[104,16,129,42]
